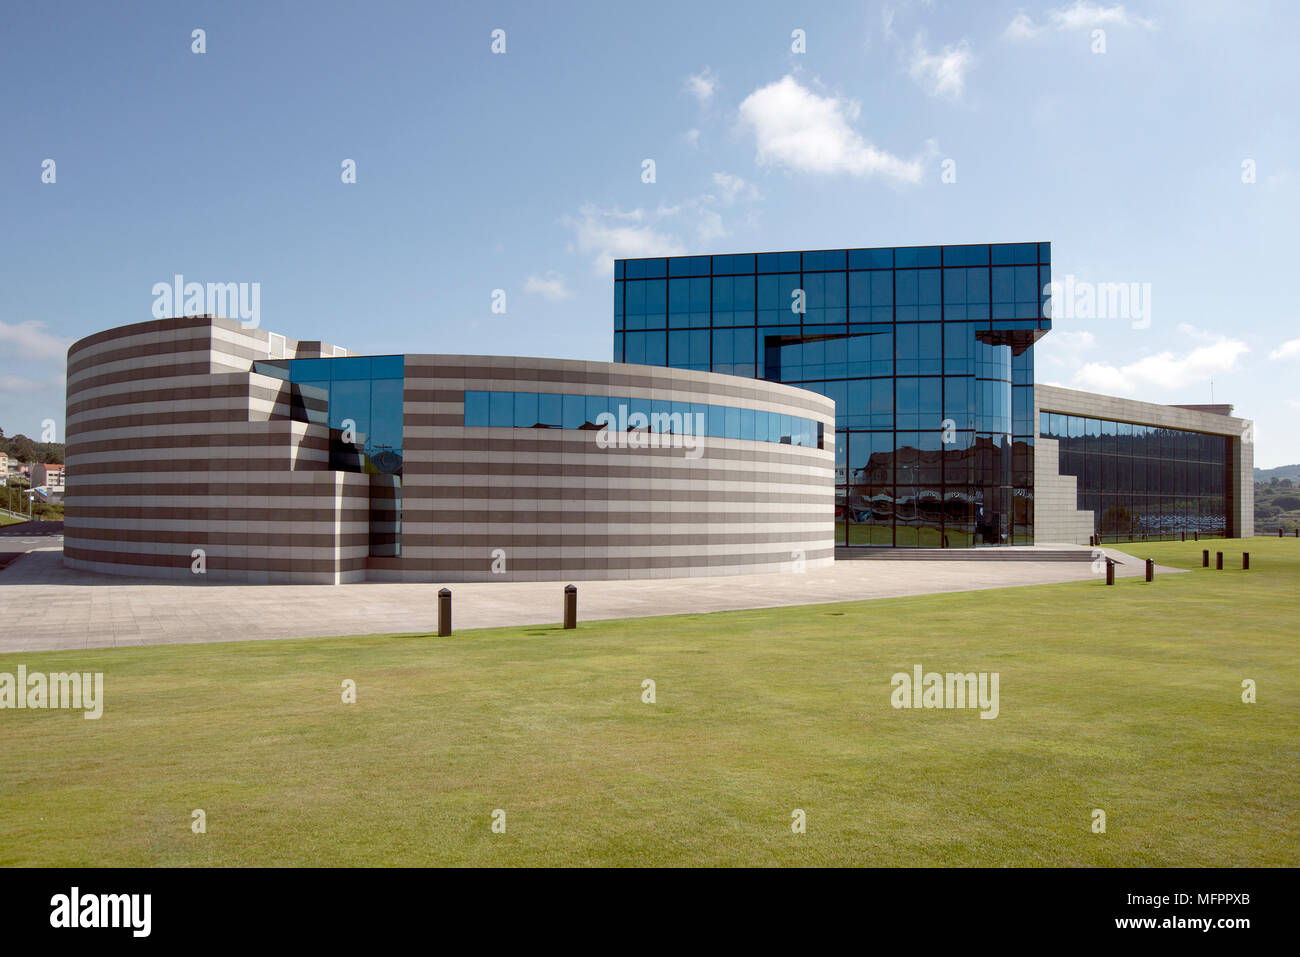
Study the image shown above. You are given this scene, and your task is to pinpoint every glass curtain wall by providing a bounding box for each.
[614,243,1051,547]
[1040,412,1228,541]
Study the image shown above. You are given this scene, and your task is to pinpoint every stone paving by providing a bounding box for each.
[0,544,1183,653]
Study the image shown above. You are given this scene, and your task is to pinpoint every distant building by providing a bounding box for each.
[0,451,8,479]
[32,463,65,490]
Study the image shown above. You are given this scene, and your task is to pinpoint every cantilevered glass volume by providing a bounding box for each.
[613,243,1051,547]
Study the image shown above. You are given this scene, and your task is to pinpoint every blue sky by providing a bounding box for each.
[1,0,1297,465]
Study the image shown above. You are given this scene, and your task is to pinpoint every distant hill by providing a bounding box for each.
[1255,464,1300,483]
[0,429,65,465]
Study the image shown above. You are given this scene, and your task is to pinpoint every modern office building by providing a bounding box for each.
[614,243,1253,548]
[63,315,834,583]
[61,241,1253,584]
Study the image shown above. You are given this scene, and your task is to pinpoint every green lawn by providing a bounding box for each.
[0,513,26,526]
[1,538,1296,867]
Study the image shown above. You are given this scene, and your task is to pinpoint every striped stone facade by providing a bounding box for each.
[64,317,836,584]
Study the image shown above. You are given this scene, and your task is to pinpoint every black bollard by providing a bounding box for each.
[438,587,452,636]
[1243,552,1250,570]
[1194,531,1199,542]
[1216,551,1223,570]
[563,584,577,629]
[1202,549,1209,567]
[1145,558,1154,582]
[1280,529,1284,539]
[1181,531,1186,542]
[1105,559,1116,586]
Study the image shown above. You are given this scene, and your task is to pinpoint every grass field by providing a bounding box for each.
[1,538,1296,867]
[0,513,26,527]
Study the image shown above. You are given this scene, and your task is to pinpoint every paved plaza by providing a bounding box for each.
[0,534,1183,653]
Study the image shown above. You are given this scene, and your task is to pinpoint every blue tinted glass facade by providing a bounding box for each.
[253,355,404,557]
[464,390,823,448]
[1040,413,1229,541]
[254,356,405,475]
[613,243,1051,547]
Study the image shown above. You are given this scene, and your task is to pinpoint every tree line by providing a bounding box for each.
[0,427,66,466]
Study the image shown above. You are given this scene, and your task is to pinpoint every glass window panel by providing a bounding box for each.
[644,279,666,323]
[740,408,756,441]
[644,331,666,366]
[329,378,370,436]
[724,406,741,439]
[464,390,489,427]
[848,247,893,269]
[707,404,725,437]
[514,392,539,428]
[330,356,371,380]
[585,394,609,428]
[943,244,990,266]
[538,393,562,428]
[370,355,403,378]
[489,391,514,427]
[896,246,940,267]
[562,393,585,429]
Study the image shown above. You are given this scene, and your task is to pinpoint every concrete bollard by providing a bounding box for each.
[1145,558,1154,582]
[1105,558,1116,586]
[438,587,452,637]
[1243,552,1250,571]
[563,584,577,629]
[1216,551,1223,571]
[1202,549,1209,568]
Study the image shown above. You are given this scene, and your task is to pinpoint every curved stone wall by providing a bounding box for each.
[64,317,835,583]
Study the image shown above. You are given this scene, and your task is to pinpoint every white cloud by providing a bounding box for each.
[684,68,717,105]
[694,208,727,245]
[563,206,688,275]
[682,128,701,148]
[0,319,71,361]
[908,36,974,100]
[523,273,571,302]
[1269,338,1300,360]
[1005,2,1155,40]
[0,374,48,393]
[1050,1,1154,30]
[1004,12,1040,40]
[711,171,763,205]
[737,75,929,184]
[1071,335,1248,395]
[564,174,766,274]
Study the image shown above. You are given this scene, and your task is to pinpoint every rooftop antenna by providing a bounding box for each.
[1210,379,1215,404]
